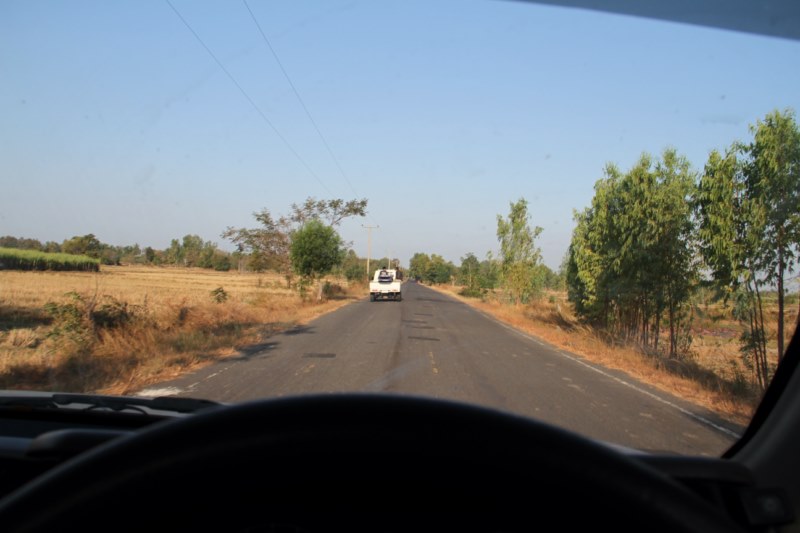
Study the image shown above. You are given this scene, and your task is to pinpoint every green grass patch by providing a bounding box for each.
[0,248,99,272]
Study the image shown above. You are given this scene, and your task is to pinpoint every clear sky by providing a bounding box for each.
[2,0,800,270]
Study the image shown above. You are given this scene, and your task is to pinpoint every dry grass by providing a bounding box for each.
[429,285,798,427]
[0,266,363,395]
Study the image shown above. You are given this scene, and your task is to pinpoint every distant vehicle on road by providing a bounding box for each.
[369,268,403,302]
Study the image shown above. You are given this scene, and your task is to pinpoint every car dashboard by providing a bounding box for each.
[0,393,793,532]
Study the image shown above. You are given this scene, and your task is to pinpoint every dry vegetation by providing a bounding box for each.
[3,265,794,426]
[430,284,798,427]
[0,266,363,395]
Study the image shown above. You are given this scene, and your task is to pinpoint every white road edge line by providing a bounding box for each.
[434,287,742,440]
[496,319,741,439]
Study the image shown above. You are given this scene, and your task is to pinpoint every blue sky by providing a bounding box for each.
[2,0,799,270]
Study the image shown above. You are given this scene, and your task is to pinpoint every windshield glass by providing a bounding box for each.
[2,0,798,457]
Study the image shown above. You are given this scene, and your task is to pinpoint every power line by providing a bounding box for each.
[242,0,360,199]
[165,0,331,194]
[242,0,384,243]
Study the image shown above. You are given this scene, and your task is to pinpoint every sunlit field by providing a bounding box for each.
[0,266,361,395]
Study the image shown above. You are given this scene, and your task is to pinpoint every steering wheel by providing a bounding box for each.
[0,394,743,532]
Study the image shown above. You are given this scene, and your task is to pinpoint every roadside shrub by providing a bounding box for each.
[210,287,229,304]
[92,296,133,329]
[459,286,485,299]
[43,293,142,356]
[43,292,95,354]
[322,281,345,299]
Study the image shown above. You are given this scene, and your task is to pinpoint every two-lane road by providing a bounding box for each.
[143,281,742,455]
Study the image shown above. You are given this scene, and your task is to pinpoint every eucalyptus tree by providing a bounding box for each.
[496,198,543,304]
[567,150,697,358]
[696,146,770,389]
[695,109,800,388]
[746,109,800,358]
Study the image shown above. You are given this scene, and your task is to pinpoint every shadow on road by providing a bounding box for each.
[224,325,316,362]
[413,296,459,304]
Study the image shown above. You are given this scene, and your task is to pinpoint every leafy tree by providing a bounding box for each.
[286,197,368,227]
[43,241,61,253]
[538,264,564,291]
[409,252,431,281]
[426,254,455,284]
[290,220,345,300]
[746,108,800,357]
[458,253,481,289]
[478,252,501,290]
[222,210,289,273]
[223,197,367,276]
[696,108,800,389]
[341,250,368,282]
[653,149,698,357]
[566,166,621,324]
[181,235,205,267]
[567,150,696,359]
[165,238,184,265]
[62,234,102,258]
[496,198,543,304]
[211,252,232,271]
[0,236,44,250]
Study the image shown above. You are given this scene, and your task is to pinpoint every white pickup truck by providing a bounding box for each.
[369,268,403,302]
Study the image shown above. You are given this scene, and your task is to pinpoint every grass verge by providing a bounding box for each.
[428,284,776,427]
[0,266,363,395]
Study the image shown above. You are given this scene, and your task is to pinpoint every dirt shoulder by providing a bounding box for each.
[426,284,757,428]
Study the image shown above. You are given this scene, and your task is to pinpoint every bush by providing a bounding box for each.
[322,281,345,298]
[210,287,229,303]
[92,296,133,329]
[459,286,485,299]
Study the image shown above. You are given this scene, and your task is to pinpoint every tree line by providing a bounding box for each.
[0,233,232,270]
[1,198,370,288]
[566,108,800,390]
[408,198,564,298]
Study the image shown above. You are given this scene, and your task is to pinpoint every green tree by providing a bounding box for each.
[341,250,368,282]
[223,197,367,276]
[409,252,431,281]
[696,145,769,387]
[181,235,205,267]
[567,150,697,359]
[746,108,800,358]
[694,109,800,389]
[62,234,102,258]
[43,241,61,253]
[426,254,455,284]
[458,253,481,289]
[653,149,697,357]
[290,220,345,301]
[478,252,501,290]
[165,238,184,265]
[537,264,564,291]
[496,198,543,304]
[222,209,289,273]
[286,197,368,227]
[0,236,44,250]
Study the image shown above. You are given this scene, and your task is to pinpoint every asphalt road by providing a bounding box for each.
[142,281,742,455]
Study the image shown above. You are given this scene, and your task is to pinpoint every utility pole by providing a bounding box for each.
[362,224,379,278]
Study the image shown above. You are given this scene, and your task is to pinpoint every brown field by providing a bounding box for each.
[0,266,363,395]
[2,265,795,426]
[429,284,799,427]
